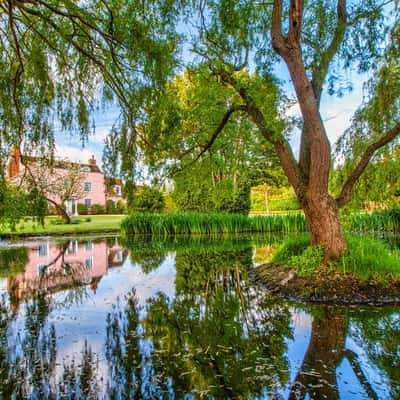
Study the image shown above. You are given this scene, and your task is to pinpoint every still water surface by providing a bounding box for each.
[0,235,398,399]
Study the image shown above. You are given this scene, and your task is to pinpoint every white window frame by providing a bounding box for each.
[37,242,49,257]
[84,182,92,192]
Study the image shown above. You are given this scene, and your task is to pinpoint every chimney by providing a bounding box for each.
[88,155,96,166]
[7,146,21,178]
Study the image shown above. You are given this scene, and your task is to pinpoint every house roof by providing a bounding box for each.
[23,156,102,173]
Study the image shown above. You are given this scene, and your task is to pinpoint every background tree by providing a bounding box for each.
[18,158,86,224]
[142,67,286,215]
[334,29,400,211]
[129,185,165,214]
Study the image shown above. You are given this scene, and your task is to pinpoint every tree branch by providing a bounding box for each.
[311,0,347,104]
[192,105,246,163]
[271,0,287,54]
[336,122,400,207]
[288,0,304,45]
[215,69,304,193]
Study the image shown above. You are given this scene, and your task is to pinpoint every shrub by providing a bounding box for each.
[106,199,126,214]
[129,186,165,213]
[90,204,105,214]
[77,203,89,215]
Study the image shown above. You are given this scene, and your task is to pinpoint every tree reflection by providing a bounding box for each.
[289,308,379,400]
[351,307,400,399]
[105,290,144,399]
[105,244,293,399]
[0,291,100,399]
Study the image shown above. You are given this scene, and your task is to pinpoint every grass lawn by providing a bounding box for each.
[1,215,124,237]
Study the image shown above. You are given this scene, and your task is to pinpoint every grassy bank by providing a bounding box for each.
[252,233,400,304]
[1,215,124,238]
[121,212,307,235]
[271,233,400,280]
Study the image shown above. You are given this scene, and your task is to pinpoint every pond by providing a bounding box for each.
[0,234,398,399]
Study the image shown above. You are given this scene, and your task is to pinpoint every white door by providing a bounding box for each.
[65,200,73,215]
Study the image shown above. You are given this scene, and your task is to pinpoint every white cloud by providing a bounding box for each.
[88,126,111,144]
[55,144,102,165]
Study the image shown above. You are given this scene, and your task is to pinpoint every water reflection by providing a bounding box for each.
[3,238,127,308]
[0,235,398,398]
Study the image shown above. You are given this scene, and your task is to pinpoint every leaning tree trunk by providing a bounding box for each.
[301,191,346,262]
[47,198,71,224]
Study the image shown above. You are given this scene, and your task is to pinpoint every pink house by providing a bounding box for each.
[7,147,124,215]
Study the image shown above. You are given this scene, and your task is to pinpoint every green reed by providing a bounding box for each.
[121,212,307,236]
[346,208,400,233]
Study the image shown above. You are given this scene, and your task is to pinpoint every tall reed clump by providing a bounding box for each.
[348,208,400,232]
[121,212,307,236]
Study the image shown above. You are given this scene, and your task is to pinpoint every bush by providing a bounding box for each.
[129,186,165,213]
[77,203,89,215]
[89,204,105,215]
[172,177,250,215]
[106,199,127,214]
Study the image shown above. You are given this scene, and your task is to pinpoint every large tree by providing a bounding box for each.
[183,0,399,261]
[138,0,398,261]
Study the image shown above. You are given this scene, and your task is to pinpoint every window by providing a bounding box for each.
[37,243,48,257]
[37,263,47,277]
[114,185,121,196]
[84,182,92,192]
[84,198,92,207]
[84,256,93,269]
[81,166,91,172]
[115,250,123,262]
[85,241,93,251]
[66,240,78,255]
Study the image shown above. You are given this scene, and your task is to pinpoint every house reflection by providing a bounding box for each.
[7,238,127,301]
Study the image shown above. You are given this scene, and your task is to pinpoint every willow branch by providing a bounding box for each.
[336,122,400,207]
[311,0,347,103]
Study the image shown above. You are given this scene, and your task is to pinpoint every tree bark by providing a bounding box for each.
[46,198,71,224]
[301,191,346,261]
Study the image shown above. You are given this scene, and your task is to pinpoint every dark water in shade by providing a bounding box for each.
[0,234,398,399]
